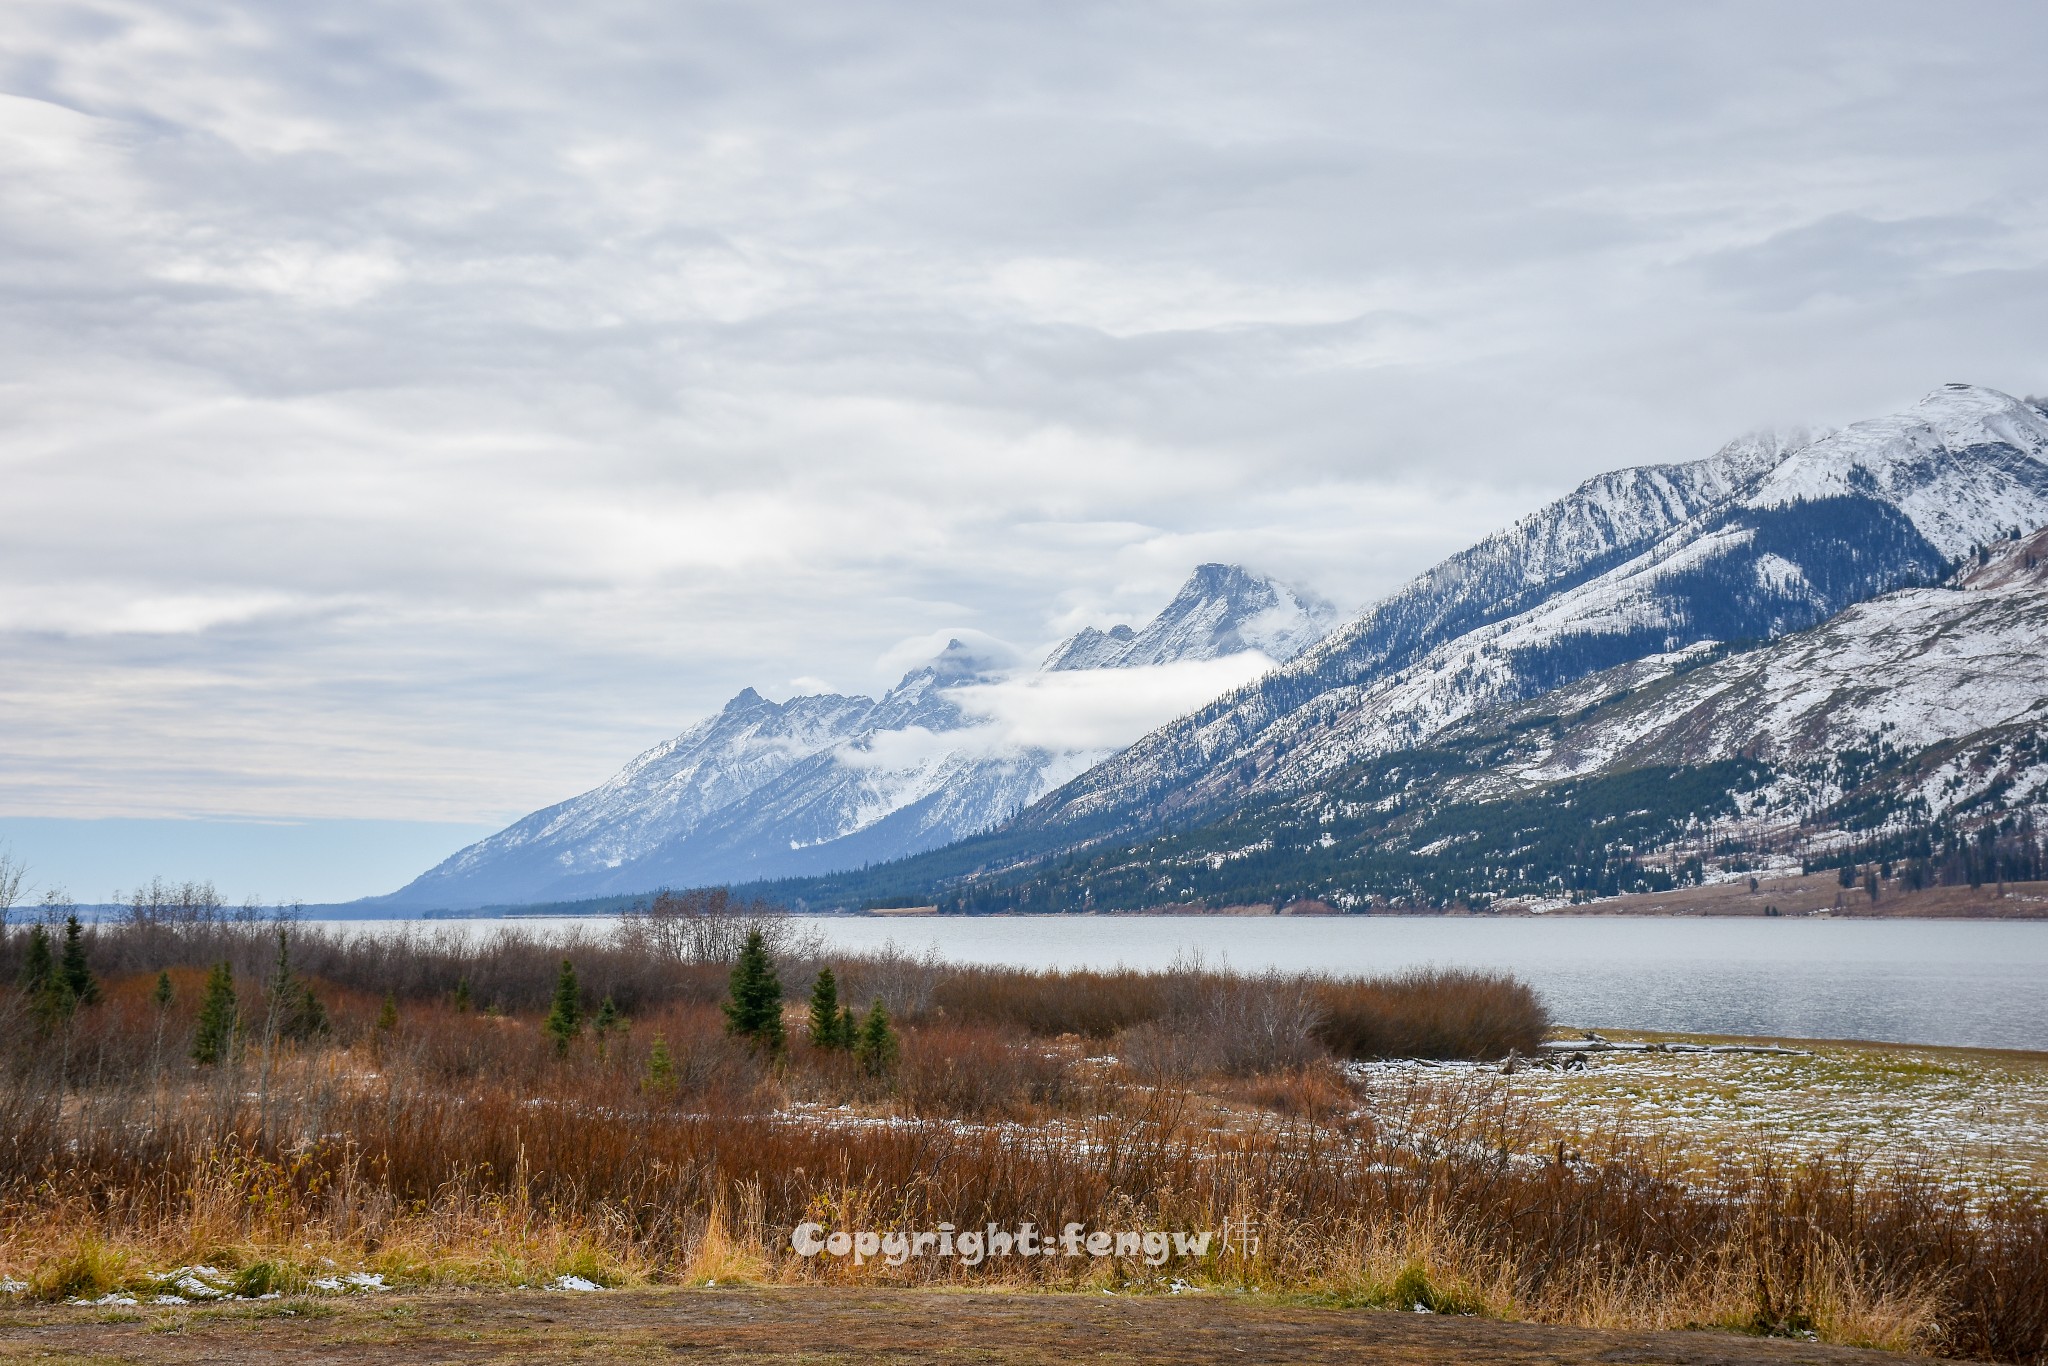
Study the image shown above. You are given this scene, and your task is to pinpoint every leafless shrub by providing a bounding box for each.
[894,1023,1076,1119]
[838,940,944,1017]
[1193,973,1327,1076]
[613,888,823,967]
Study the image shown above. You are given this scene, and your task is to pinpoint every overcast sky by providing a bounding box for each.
[5,2,2048,899]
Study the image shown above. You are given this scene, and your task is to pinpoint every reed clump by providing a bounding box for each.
[0,908,2039,1364]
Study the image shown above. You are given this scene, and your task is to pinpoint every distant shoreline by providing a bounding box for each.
[55,873,2046,922]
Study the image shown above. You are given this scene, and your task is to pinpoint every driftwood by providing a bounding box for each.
[1536,1033,1807,1057]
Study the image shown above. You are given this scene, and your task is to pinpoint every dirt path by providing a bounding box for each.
[0,1286,1971,1365]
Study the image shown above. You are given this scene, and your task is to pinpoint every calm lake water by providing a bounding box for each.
[314,915,2048,1052]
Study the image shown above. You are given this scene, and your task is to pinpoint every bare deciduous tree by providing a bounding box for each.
[613,888,822,967]
[0,847,28,936]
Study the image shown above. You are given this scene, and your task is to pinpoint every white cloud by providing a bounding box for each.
[832,725,967,773]
[1,1,2045,828]
[949,653,1278,754]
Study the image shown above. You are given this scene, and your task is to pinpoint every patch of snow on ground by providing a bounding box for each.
[309,1271,389,1293]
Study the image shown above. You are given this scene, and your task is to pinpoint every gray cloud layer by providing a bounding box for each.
[4,1,2047,823]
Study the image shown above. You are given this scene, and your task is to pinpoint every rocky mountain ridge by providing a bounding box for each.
[1019,385,2048,835]
[376,564,1329,909]
[887,536,2048,915]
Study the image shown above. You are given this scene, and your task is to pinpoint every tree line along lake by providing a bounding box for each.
[311,914,2048,1052]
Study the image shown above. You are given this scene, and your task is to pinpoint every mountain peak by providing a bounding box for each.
[1912,382,2048,445]
[1747,383,2048,557]
[1044,564,1336,671]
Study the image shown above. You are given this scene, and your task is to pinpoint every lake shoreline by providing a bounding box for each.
[878,872,2048,920]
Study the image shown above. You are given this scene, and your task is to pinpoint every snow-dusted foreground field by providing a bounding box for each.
[1360,1033,2048,1196]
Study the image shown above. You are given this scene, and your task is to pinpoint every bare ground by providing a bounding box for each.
[1502,874,2048,919]
[0,1287,1977,1365]
[1140,877,2048,918]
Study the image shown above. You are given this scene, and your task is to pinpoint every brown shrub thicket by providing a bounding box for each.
[1313,969,1548,1061]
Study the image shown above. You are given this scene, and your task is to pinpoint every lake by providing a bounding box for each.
[313,914,2048,1052]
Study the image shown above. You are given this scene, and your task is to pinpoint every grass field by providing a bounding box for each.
[1354,1031,2048,1195]
[1,909,2044,1363]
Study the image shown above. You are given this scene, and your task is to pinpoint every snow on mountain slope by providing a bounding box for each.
[1509,559,2048,789]
[1748,383,2048,556]
[1391,528,2048,851]
[379,564,1327,908]
[1044,564,1334,670]
[924,561,2048,918]
[1019,435,1800,827]
[386,688,876,910]
[1023,385,2048,831]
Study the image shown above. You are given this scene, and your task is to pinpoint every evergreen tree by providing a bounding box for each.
[192,962,238,1065]
[722,930,784,1051]
[260,928,328,1042]
[853,999,899,1077]
[20,922,72,1034]
[839,1004,858,1049]
[17,924,53,995]
[375,993,399,1032]
[265,927,292,1040]
[807,967,846,1049]
[287,981,330,1039]
[643,1035,676,1094]
[452,977,473,1013]
[544,958,582,1055]
[149,969,176,1082]
[593,995,622,1058]
[58,916,99,1006]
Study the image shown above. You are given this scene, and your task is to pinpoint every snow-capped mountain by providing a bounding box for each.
[1021,384,2048,831]
[1475,524,2048,816]
[911,534,2048,917]
[1043,564,1334,670]
[377,564,1329,909]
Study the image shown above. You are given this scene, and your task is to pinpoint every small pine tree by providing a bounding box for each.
[152,970,174,1011]
[544,959,582,1055]
[1864,868,1880,903]
[287,981,330,1039]
[58,916,100,1006]
[722,930,784,1052]
[375,993,399,1032]
[807,967,846,1049]
[853,999,899,1077]
[17,924,53,995]
[452,977,473,1013]
[838,1003,858,1050]
[192,961,238,1065]
[643,1035,676,1094]
[593,995,622,1058]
